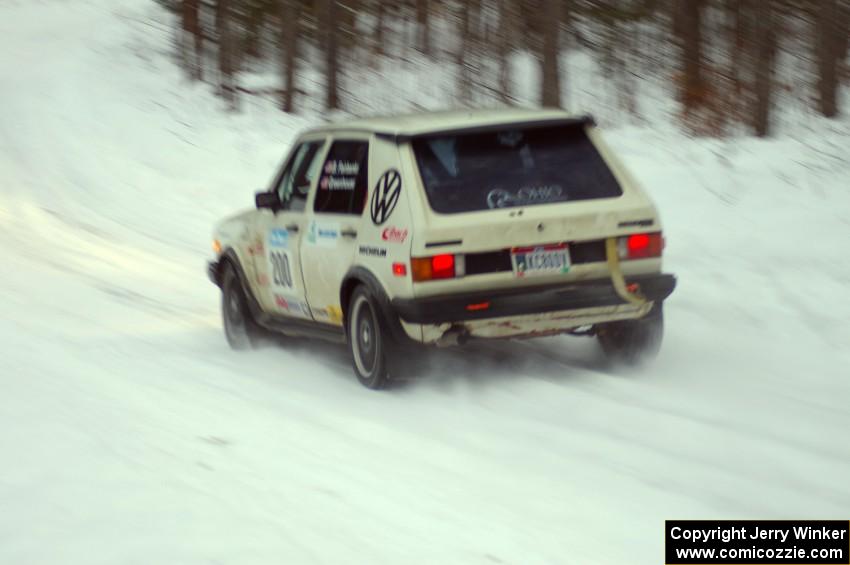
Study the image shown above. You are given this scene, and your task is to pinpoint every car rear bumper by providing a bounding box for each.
[391,273,676,325]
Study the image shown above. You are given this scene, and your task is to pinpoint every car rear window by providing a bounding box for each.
[411,125,623,214]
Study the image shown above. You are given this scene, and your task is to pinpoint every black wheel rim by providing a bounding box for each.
[225,279,245,333]
[352,296,378,377]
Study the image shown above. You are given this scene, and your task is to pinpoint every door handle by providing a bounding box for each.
[340,228,358,239]
[285,223,300,233]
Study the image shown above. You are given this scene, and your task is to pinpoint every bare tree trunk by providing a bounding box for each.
[244,5,262,61]
[496,0,514,103]
[373,0,385,57]
[416,0,432,56]
[840,1,850,88]
[753,1,776,136]
[816,0,840,117]
[677,0,704,110]
[540,0,562,107]
[456,0,473,103]
[619,20,638,117]
[279,0,300,113]
[192,0,204,80]
[216,0,237,109]
[598,10,615,74]
[727,0,744,89]
[838,1,850,63]
[180,0,203,80]
[324,0,340,110]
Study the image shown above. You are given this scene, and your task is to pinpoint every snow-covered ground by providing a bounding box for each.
[1,2,849,564]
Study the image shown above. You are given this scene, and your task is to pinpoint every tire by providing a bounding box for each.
[347,286,394,390]
[221,262,263,350]
[596,303,664,365]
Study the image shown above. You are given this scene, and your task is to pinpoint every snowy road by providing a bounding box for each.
[1,2,849,564]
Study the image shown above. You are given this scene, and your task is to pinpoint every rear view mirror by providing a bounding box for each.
[255,191,279,210]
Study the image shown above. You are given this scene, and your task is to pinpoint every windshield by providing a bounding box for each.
[412,125,623,214]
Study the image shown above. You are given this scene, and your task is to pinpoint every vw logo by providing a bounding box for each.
[370,169,401,225]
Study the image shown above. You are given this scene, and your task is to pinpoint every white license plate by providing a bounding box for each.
[511,246,571,277]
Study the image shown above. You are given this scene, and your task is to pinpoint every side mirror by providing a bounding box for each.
[255,191,279,210]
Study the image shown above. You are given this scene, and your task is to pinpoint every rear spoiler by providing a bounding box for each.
[375,114,596,143]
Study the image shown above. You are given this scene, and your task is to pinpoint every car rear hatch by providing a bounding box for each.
[405,119,662,296]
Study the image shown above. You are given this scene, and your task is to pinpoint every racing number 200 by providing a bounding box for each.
[270,251,293,288]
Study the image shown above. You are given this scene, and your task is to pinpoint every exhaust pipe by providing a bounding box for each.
[435,326,469,347]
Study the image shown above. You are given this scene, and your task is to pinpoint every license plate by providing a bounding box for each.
[511,245,571,277]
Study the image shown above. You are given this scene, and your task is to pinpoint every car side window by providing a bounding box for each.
[275,141,324,212]
[313,140,369,215]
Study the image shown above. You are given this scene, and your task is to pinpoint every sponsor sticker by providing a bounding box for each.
[274,294,309,316]
[326,305,343,324]
[358,245,387,258]
[306,220,339,247]
[381,226,408,243]
[248,237,265,257]
[269,228,289,248]
[487,185,564,209]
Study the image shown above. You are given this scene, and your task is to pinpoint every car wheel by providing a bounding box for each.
[221,262,262,350]
[596,303,664,365]
[348,286,393,390]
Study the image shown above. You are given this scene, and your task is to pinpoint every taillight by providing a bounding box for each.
[411,254,463,282]
[431,254,455,278]
[618,232,663,260]
[392,262,407,277]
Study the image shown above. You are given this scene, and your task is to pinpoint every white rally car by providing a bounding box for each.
[208,109,676,389]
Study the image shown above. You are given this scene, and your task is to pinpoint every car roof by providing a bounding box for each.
[308,108,594,140]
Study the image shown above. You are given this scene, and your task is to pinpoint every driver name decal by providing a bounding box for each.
[320,160,360,191]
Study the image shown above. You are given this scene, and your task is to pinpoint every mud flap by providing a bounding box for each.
[604,237,648,306]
